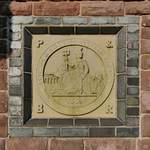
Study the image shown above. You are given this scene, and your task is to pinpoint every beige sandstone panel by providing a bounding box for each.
[32,35,117,118]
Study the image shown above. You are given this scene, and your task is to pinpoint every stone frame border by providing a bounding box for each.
[9,16,139,138]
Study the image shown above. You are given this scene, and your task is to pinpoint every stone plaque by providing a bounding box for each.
[32,35,117,118]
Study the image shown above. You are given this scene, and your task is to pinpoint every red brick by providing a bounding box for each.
[142,15,150,27]
[84,139,136,150]
[141,115,150,137]
[141,39,150,54]
[0,115,7,137]
[137,139,150,150]
[141,55,150,70]
[0,92,7,113]
[49,139,83,150]
[0,56,7,70]
[0,71,7,90]
[142,28,150,39]
[33,2,80,16]
[125,2,150,15]
[141,71,150,91]
[81,1,124,16]
[10,2,32,16]
[0,140,5,150]
[141,91,150,113]
[7,138,48,150]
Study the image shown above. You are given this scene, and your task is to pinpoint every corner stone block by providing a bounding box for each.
[141,91,150,113]
[137,139,150,150]
[0,115,7,137]
[81,1,124,16]
[84,139,136,150]
[141,71,150,91]
[49,139,84,150]
[7,138,48,150]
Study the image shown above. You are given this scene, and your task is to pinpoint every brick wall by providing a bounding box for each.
[0,0,150,150]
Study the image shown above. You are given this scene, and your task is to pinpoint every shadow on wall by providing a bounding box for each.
[0,1,12,56]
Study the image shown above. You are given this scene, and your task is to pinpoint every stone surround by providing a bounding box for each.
[0,0,150,150]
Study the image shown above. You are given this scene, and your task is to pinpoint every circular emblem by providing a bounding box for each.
[36,39,114,116]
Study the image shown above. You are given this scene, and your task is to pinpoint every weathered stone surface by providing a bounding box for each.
[34,17,61,25]
[11,16,33,24]
[10,2,32,16]
[63,17,88,25]
[9,58,22,67]
[0,71,7,90]
[127,117,139,126]
[141,39,150,54]
[141,91,150,113]
[127,67,138,76]
[141,55,150,70]
[138,139,150,150]
[9,77,21,86]
[0,56,7,70]
[0,92,7,113]
[9,96,22,106]
[125,2,150,15]
[89,17,115,24]
[141,115,150,137]
[9,85,22,96]
[61,128,88,137]
[9,117,23,127]
[142,27,150,39]
[0,115,7,137]
[127,41,139,50]
[117,128,139,137]
[10,41,22,49]
[9,105,22,116]
[127,87,139,96]
[50,139,83,150]
[84,139,136,150]
[142,15,150,27]
[11,25,22,32]
[12,32,22,41]
[9,67,21,76]
[33,128,59,137]
[116,16,139,24]
[7,138,48,150]
[128,24,139,33]
[141,71,150,91]
[33,2,80,16]
[9,128,32,137]
[81,2,124,16]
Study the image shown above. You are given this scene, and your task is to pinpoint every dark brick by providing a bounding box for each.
[75,119,99,126]
[117,127,139,137]
[100,118,123,126]
[89,128,115,137]
[127,107,139,116]
[49,119,73,126]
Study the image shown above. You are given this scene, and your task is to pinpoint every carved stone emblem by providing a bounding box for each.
[32,37,116,117]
